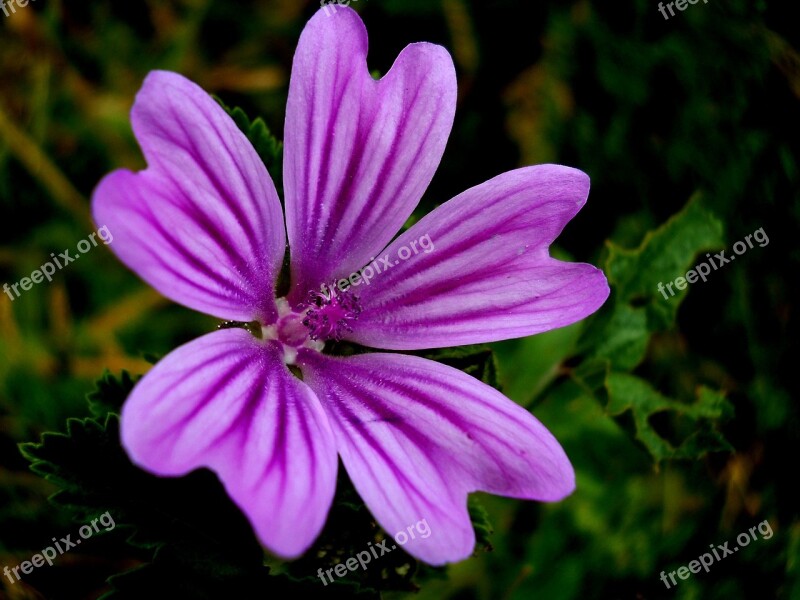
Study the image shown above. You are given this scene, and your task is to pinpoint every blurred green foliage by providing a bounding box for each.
[1,0,798,598]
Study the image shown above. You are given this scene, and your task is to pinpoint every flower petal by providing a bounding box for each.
[283,7,457,298]
[92,71,286,322]
[121,329,337,559]
[297,349,574,565]
[348,165,610,349]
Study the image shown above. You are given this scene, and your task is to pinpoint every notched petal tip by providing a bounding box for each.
[284,4,457,296]
[300,350,577,564]
[120,330,338,560]
[92,69,286,322]
[348,164,608,349]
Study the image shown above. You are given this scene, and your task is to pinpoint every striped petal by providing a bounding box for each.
[121,329,338,559]
[347,165,610,349]
[283,7,456,299]
[92,71,286,323]
[298,349,574,565]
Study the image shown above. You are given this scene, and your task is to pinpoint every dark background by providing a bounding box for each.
[1,0,798,598]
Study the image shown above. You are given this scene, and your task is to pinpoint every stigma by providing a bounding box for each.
[299,283,362,342]
[261,284,361,365]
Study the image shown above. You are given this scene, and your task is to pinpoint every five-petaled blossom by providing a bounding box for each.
[92,7,609,564]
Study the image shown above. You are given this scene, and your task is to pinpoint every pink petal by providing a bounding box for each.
[297,349,574,565]
[92,71,286,322]
[283,7,457,298]
[347,165,610,349]
[121,329,338,559]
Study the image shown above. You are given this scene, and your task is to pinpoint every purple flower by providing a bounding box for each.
[92,7,609,564]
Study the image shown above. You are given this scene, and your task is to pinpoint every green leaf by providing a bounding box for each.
[103,547,379,600]
[277,468,424,595]
[492,321,583,407]
[17,372,284,596]
[420,345,500,391]
[580,304,649,373]
[87,370,139,418]
[605,373,733,463]
[19,372,432,596]
[468,496,494,553]
[214,99,283,193]
[605,193,724,326]
[579,195,725,372]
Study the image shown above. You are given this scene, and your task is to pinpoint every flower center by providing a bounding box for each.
[299,283,362,342]
[262,285,361,364]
